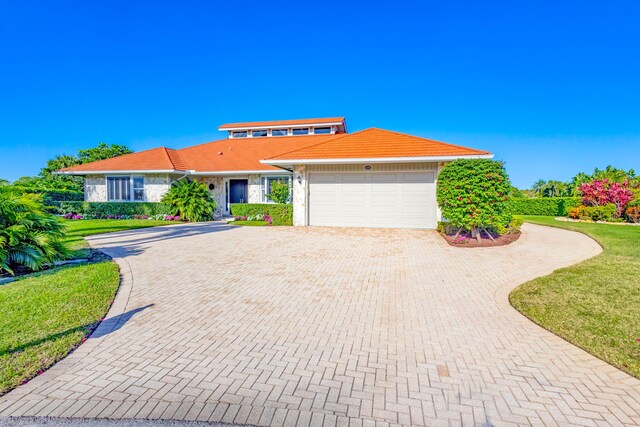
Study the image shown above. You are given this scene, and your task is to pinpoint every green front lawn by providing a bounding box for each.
[510,216,640,377]
[0,219,169,396]
[229,220,269,227]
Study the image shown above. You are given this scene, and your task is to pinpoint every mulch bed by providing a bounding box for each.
[440,231,521,248]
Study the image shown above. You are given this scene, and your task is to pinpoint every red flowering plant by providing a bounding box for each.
[578,179,634,218]
[436,159,513,240]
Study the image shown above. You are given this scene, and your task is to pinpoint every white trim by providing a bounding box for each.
[219,121,344,131]
[189,170,289,176]
[260,154,494,166]
[56,169,185,176]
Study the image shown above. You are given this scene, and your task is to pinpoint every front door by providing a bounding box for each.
[229,179,248,204]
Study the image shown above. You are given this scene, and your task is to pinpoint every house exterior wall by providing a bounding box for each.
[292,162,441,227]
[197,177,225,217]
[85,175,107,202]
[248,174,261,203]
[143,174,172,202]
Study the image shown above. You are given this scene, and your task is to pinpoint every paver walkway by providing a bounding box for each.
[2,223,639,426]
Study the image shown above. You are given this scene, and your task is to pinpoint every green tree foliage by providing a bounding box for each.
[161,179,216,222]
[13,142,134,193]
[0,188,69,275]
[436,159,513,239]
[269,180,290,204]
[532,166,639,197]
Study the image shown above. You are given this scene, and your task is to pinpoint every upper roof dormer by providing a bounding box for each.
[218,117,346,139]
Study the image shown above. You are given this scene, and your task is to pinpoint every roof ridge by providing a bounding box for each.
[163,147,189,171]
[263,131,355,160]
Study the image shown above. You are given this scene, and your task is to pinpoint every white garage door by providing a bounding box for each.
[308,171,437,229]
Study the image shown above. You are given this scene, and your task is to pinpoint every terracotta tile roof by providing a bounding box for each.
[177,135,337,172]
[59,147,188,173]
[265,128,491,161]
[219,117,344,130]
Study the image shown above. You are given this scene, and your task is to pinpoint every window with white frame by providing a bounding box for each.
[231,131,248,138]
[292,128,309,135]
[107,176,144,201]
[252,129,268,137]
[313,126,331,134]
[261,176,292,202]
[271,128,288,136]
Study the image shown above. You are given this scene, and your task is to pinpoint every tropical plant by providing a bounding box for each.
[161,179,216,222]
[0,188,69,275]
[269,180,290,204]
[579,179,634,218]
[625,207,640,224]
[436,159,513,240]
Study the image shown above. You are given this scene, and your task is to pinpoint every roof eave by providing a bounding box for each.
[55,169,188,176]
[260,154,494,166]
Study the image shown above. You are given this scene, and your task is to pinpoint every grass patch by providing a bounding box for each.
[510,216,640,377]
[229,220,269,227]
[0,218,169,396]
[63,219,169,256]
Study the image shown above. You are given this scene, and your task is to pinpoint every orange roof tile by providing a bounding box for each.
[177,135,337,172]
[264,128,491,162]
[219,117,344,130]
[59,147,187,173]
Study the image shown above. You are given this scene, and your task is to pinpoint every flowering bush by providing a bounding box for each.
[626,206,640,224]
[569,204,617,221]
[436,159,513,239]
[452,235,469,244]
[579,179,634,218]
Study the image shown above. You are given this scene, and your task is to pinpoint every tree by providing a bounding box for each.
[0,188,69,275]
[269,180,290,204]
[436,159,513,241]
[542,180,568,197]
[77,142,132,164]
[531,179,547,196]
[161,179,216,222]
[0,179,9,187]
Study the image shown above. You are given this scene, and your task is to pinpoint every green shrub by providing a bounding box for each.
[269,180,290,204]
[58,201,173,218]
[0,189,69,275]
[161,179,216,222]
[569,204,617,221]
[506,197,581,216]
[230,204,293,226]
[436,159,512,237]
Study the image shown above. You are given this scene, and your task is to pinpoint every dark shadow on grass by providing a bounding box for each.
[0,304,153,356]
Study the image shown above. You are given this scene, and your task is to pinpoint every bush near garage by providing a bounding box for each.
[436,159,513,240]
[230,204,293,226]
[506,197,581,216]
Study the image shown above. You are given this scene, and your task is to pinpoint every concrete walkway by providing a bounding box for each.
[1,222,639,426]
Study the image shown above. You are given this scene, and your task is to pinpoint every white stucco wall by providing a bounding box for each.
[143,174,172,202]
[248,174,261,203]
[85,175,107,202]
[292,165,307,226]
[198,176,225,217]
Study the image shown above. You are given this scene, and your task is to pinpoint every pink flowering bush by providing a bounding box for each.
[579,179,634,218]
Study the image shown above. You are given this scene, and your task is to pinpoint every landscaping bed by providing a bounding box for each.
[510,215,640,378]
[441,231,521,247]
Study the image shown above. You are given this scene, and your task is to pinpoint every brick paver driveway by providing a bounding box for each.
[2,223,640,426]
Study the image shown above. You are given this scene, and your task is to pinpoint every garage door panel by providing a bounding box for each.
[309,171,436,229]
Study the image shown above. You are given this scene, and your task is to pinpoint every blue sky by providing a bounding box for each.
[1,1,638,188]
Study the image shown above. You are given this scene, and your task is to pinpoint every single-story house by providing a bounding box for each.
[58,117,493,229]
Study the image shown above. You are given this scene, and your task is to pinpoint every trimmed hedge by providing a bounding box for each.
[507,197,581,216]
[59,202,173,218]
[230,203,293,226]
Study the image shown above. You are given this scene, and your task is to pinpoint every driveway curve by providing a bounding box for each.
[2,223,639,426]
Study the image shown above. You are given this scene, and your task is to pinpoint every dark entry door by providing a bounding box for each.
[229,179,248,204]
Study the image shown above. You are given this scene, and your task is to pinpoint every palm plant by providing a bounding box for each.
[0,188,69,275]
[161,179,216,222]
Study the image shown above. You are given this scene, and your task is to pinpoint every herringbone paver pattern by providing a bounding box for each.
[2,222,639,426]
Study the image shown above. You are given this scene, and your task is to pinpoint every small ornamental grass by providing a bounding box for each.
[436,159,514,241]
